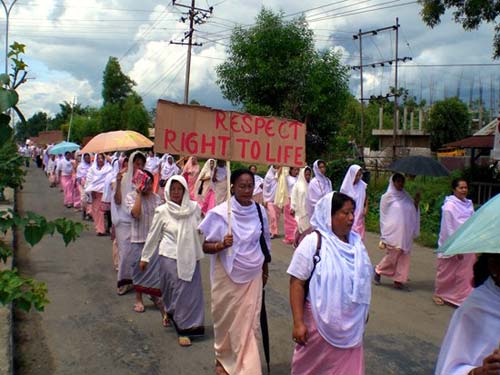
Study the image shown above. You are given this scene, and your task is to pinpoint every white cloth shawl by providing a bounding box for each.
[437,195,474,258]
[141,175,203,282]
[379,176,420,253]
[290,167,311,233]
[121,151,144,195]
[306,160,333,219]
[340,165,367,229]
[84,157,112,194]
[76,154,91,179]
[160,154,180,180]
[435,277,500,375]
[263,166,278,202]
[308,192,372,348]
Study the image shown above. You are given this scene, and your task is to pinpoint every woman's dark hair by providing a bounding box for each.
[133,153,146,164]
[392,173,405,183]
[473,254,500,287]
[331,192,356,215]
[305,166,312,173]
[230,169,255,185]
[143,169,154,180]
[64,151,71,157]
[451,177,467,190]
[249,164,257,170]
[317,160,326,167]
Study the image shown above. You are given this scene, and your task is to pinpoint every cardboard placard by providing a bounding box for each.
[154,99,306,167]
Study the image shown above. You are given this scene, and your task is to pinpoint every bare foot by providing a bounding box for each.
[133,302,145,313]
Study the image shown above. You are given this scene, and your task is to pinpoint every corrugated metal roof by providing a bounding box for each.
[444,135,494,149]
[473,118,497,136]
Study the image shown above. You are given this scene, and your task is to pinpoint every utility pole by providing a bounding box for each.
[1,0,17,75]
[67,97,76,142]
[356,29,365,160]
[171,0,212,104]
[392,17,399,160]
[352,19,409,161]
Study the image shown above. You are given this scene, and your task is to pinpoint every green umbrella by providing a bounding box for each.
[48,141,80,155]
[437,194,500,256]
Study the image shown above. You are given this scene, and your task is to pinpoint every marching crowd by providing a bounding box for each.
[20,143,500,375]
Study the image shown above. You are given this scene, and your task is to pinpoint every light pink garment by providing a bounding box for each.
[266,202,281,236]
[61,175,74,206]
[182,157,200,200]
[340,165,367,240]
[283,199,297,243]
[91,192,106,234]
[435,254,475,306]
[437,195,474,249]
[306,160,332,219]
[291,302,364,375]
[379,176,419,253]
[375,246,411,283]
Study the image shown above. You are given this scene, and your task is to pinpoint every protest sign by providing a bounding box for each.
[154,99,306,167]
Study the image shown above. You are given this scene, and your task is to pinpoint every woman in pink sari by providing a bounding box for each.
[58,151,76,208]
[85,153,113,236]
[373,173,420,290]
[288,192,372,375]
[76,153,92,220]
[306,160,332,220]
[340,165,368,240]
[433,178,475,306]
[263,165,281,238]
[194,159,216,213]
[183,156,200,200]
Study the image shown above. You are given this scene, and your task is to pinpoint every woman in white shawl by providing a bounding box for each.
[198,169,271,375]
[84,153,113,235]
[213,159,229,205]
[194,159,216,212]
[288,191,372,375]
[140,175,204,347]
[290,167,312,237]
[306,160,332,220]
[114,152,146,295]
[250,165,264,204]
[435,254,500,375]
[263,165,281,238]
[340,165,368,240]
[76,153,92,220]
[433,178,475,306]
[159,154,180,199]
[374,173,420,290]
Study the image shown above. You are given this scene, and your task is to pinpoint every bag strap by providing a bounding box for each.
[304,230,322,300]
[255,202,272,263]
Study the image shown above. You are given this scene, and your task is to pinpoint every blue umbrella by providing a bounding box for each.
[438,194,500,255]
[48,141,80,155]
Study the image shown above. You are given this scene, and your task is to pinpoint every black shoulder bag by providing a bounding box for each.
[255,202,271,263]
[303,230,322,300]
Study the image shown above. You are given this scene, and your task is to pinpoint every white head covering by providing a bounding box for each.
[194,158,216,197]
[437,194,474,253]
[309,191,372,348]
[379,175,420,253]
[290,167,311,233]
[84,154,112,193]
[160,154,180,180]
[263,166,278,202]
[340,164,367,228]
[121,151,144,195]
[162,175,203,281]
[306,160,333,219]
[76,153,92,179]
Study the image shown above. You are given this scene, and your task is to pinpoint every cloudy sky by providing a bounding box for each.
[5,0,500,119]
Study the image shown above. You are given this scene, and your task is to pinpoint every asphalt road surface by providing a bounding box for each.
[14,166,455,374]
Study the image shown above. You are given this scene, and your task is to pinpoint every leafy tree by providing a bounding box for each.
[68,109,101,143]
[102,57,135,105]
[418,0,500,59]
[426,97,470,150]
[216,8,350,160]
[14,111,51,141]
[122,93,150,136]
[50,101,87,130]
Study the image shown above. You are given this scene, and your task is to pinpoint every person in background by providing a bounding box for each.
[58,151,77,208]
[306,160,332,220]
[250,165,264,204]
[47,154,58,188]
[114,152,145,295]
[435,253,500,375]
[145,150,161,193]
[373,173,420,290]
[340,165,368,240]
[140,175,205,346]
[290,167,312,242]
[288,192,372,375]
[195,159,216,208]
[126,169,163,315]
[263,165,281,239]
[283,167,299,245]
[76,153,92,220]
[213,159,229,206]
[159,154,180,199]
[433,178,476,306]
[183,156,201,200]
[199,169,271,375]
[85,153,113,236]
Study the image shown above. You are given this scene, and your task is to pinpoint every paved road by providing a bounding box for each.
[15,166,455,374]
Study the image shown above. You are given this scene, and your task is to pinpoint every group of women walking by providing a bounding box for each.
[36,147,499,375]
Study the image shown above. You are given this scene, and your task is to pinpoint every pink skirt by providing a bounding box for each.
[434,254,475,306]
[201,189,216,215]
[292,302,364,375]
[284,200,297,243]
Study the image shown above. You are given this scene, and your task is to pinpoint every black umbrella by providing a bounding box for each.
[388,156,449,177]
[260,289,270,374]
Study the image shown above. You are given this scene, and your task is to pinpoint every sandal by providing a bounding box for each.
[133,303,145,313]
[432,295,445,306]
[178,336,192,347]
[162,315,171,328]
